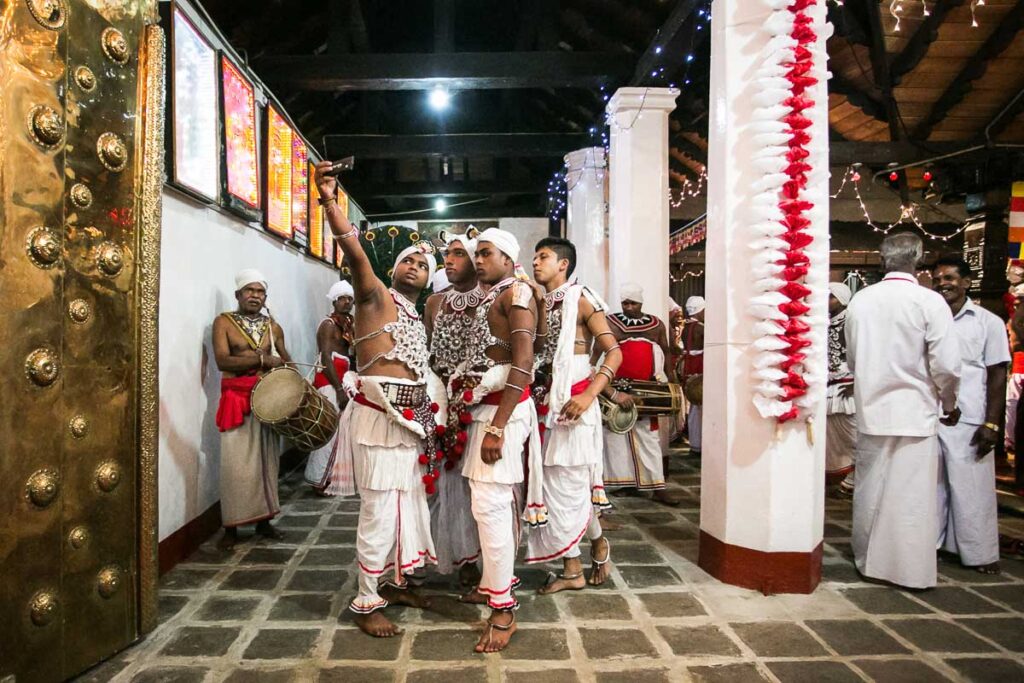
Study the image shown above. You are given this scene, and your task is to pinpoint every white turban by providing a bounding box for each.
[393,244,437,276]
[326,280,354,303]
[235,268,267,291]
[431,268,450,292]
[685,296,706,316]
[829,282,852,307]
[669,297,682,313]
[476,228,520,263]
[620,282,644,303]
[445,233,476,260]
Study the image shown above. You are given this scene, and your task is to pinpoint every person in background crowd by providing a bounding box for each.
[845,233,961,589]
[680,296,705,460]
[1005,264,1024,454]
[304,280,355,494]
[826,282,856,496]
[932,256,1007,575]
[212,270,292,550]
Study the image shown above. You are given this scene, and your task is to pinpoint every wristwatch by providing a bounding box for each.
[482,424,504,438]
[983,422,1000,432]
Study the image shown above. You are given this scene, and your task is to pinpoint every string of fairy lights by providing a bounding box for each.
[827,0,989,31]
[546,1,712,220]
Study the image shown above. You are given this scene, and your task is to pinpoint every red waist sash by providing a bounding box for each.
[354,393,384,412]
[570,378,591,396]
[216,375,261,432]
[313,356,351,389]
[1014,351,1024,375]
[617,339,655,381]
[481,386,531,406]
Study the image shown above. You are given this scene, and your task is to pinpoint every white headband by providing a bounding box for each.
[326,280,354,302]
[393,244,437,277]
[620,282,644,303]
[476,228,520,263]
[685,296,705,316]
[235,268,267,291]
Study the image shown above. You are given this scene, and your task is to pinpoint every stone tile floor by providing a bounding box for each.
[79,454,1024,682]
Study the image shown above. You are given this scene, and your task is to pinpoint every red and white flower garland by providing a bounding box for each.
[748,0,828,425]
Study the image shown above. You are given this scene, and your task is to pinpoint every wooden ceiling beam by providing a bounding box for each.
[889,0,965,87]
[630,0,702,86]
[254,52,631,91]
[323,133,593,159]
[913,0,1024,140]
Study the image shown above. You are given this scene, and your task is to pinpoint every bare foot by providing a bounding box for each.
[459,562,482,588]
[353,610,401,637]
[538,559,586,595]
[255,521,285,540]
[589,537,611,586]
[379,583,432,609]
[652,489,681,507]
[972,562,1001,575]
[459,588,489,604]
[217,528,238,551]
[474,610,517,653]
[598,515,622,531]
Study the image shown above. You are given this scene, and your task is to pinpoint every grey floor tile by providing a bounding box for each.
[914,586,1010,615]
[158,594,190,622]
[594,670,674,683]
[131,667,209,683]
[268,593,334,621]
[159,568,220,590]
[766,661,860,683]
[944,657,1024,682]
[515,594,561,623]
[612,544,667,565]
[657,625,741,657]
[276,515,321,528]
[195,596,262,621]
[646,525,699,542]
[317,666,396,682]
[883,618,998,653]
[805,619,910,655]
[301,548,356,566]
[159,626,241,657]
[500,627,571,660]
[410,629,481,661]
[241,547,298,565]
[219,569,284,592]
[637,591,706,618]
[955,616,1024,652]
[406,668,487,683]
[618,565,683,588]
[730,622,828,657]
[851,659,952,682]
[316,529,357,545]
[838,586,934,615]
[223,669,296,683]
[419,595,485,624]
[327,513,359,528]
[565,594,632,620]
[579,627,659,659]
[286,569,349,593]
[505,670,580,683]
[975,584,1024,611]
[242,629,320,659]
[328,630,403,660]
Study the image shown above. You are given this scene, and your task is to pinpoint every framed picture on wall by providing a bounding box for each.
[291,135,309,247]
[219,53,261,222]
[334,188,350,268]
[264,104,294,239]
[169,5,219,202]
[308,156,325,259]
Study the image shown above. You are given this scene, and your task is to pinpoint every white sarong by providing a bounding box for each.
[429,469,480,574]
[687,404,702,452]
[852,432,938,589]
[937,421,1000,566]
[304,384,341,490]
[220,413,283,527]
[603,419,665,490]
[1006,373,1023,450]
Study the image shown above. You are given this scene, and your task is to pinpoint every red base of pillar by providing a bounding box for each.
[698,529,823,595]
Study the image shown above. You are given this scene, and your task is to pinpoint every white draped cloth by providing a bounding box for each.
[846,271,961,589]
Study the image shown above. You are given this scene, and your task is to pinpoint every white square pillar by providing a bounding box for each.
[699,0,830,593]
[564,147,609,301]
[605,87,678,318]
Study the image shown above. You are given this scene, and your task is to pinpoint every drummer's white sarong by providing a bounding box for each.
[603,419,665,490]
[349,377,436,614]
[303,384,341,490]
[220,414,282,527]
[687,404,702,452]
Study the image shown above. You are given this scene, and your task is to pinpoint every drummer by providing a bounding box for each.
[681,296,705,459]
[212,269,294,550]
[599,283,680,506]
[304,280,356,494]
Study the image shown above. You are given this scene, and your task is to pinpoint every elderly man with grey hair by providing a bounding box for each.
[844,233,962,589]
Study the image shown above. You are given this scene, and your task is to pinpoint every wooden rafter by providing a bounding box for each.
[830,72,889,123]
[630,0,701,86]
[913,0,1024,140]
[889,0,965,87]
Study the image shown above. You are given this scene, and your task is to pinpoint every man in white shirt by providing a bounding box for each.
[845,233,961,589]
[931,255,1007,575]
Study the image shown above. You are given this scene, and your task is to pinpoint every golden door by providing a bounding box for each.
[0,1,162,680]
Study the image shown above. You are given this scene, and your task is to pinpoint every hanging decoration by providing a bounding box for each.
[747,0,827,427]
[670,216,707,254]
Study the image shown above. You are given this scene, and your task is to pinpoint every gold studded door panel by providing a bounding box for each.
[0,1,162,680]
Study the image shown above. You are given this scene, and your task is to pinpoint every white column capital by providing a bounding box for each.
[605,87,680,116]
[564,147,606,173]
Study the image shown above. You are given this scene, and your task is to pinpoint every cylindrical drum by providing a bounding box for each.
[251,367,339,451]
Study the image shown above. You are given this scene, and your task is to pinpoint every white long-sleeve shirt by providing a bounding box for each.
[845,271,961,437]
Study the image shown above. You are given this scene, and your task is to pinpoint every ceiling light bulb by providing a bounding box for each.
[428,87,451,111]
[434,198,447,213]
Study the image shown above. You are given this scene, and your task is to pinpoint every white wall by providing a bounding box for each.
[499,217,550,261]
[157,189,339,541]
